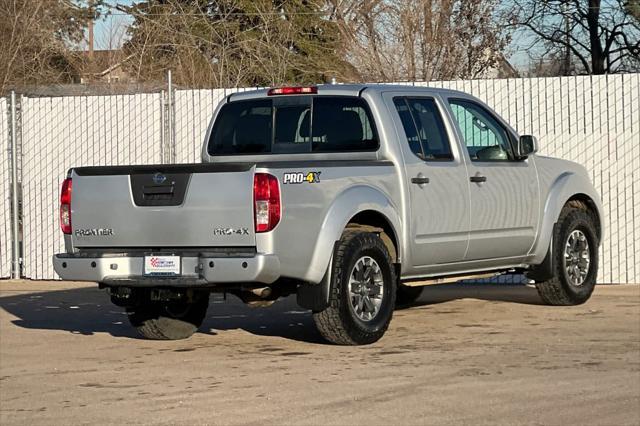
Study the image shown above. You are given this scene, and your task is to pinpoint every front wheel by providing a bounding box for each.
[127,293,209,340]
[535,201,599,306]
[313,231,397,345]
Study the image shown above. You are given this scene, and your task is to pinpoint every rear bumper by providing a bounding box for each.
[52,253,280,286]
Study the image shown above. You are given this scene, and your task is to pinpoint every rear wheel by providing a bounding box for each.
[535,201,599,306]
[313,231,396,345]
[127,293,209,340]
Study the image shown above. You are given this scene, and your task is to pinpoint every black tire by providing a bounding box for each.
[313,231,397,345]
[536,201,599,306]
[126,294,209,340]
[395,284,423,307]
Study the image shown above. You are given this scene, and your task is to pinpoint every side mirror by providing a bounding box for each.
[516,135,538,159]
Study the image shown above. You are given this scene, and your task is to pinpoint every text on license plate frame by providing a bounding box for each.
[144,255,181,276]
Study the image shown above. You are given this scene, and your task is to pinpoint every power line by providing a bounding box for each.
[101,2,332,16]
[105,12,332,16]
[99,0,628,18]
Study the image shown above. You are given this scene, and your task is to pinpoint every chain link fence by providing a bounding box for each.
[19,93,164,279]
[1,75,638,282]
[0,98,11,278]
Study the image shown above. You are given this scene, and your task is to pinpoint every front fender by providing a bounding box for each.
[530,171,603,264]
[303,185,401,284]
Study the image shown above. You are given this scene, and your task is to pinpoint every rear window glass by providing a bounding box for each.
[208,96,378,155]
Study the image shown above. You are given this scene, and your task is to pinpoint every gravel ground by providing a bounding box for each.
[1,280,639,425]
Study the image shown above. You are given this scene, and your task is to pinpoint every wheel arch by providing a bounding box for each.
[565,193,602,242]
[530,171,603,265]
[303,185,402,284]
[345,210,400,264]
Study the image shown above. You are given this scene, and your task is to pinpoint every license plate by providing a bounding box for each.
[144,255,181,276]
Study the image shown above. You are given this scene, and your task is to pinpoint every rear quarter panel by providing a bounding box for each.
[255,162,401,283]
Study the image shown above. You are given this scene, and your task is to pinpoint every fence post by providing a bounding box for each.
[167,70,175,163]
[160,89,166,163]
[9,91,21,278]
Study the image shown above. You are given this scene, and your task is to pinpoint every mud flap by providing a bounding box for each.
[525,223,557,282]
[296,251,334,312]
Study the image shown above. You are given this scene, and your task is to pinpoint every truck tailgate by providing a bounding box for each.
[70,163,255,248]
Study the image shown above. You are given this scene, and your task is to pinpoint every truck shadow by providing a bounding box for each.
[0,286,139,338]
[400,282,545,309]
[0,282,543,343]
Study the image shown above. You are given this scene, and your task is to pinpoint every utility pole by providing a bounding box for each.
[88,0,94,59]
[563,2,571,75]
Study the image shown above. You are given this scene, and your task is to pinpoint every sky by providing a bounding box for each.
[92,1,138,50]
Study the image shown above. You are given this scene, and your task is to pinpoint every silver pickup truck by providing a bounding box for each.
[53,84,603,345]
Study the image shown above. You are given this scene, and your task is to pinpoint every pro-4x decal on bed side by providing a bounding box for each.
[282,171,321,184]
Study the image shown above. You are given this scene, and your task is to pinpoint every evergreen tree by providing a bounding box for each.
[123,0,352,87]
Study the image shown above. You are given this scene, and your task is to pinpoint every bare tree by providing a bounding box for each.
[329,0,512,82]
[513,0,640,75]
[121,1,237,87]
[0,0,94,93]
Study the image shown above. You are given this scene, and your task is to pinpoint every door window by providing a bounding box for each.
[393,97,453,161]
[448,99,514,161]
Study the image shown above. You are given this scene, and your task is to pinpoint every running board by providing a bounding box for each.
[401,271,503,287]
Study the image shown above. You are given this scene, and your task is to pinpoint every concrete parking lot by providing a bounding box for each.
[0,280,638,425]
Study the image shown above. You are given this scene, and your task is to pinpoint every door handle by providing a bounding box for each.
[469,175,487,183]
[411,175,430,185]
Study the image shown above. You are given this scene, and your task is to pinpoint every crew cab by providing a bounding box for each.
[53,84,603,344]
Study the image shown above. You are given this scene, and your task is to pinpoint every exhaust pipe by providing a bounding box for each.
[250,287,272,298]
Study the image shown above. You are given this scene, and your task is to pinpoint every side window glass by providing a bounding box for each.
[448,99,514,161]
[393,98,423,158]
[406,98,453,160]
[393,97,453,161]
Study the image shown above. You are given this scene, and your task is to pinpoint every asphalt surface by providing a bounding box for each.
[1,280,639,425]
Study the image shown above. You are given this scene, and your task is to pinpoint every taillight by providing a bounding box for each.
[60,178,72,234]
[267,86,317,96]
[253,173,280,233]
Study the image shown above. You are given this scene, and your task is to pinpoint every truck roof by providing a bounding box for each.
[228,83,471,102]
